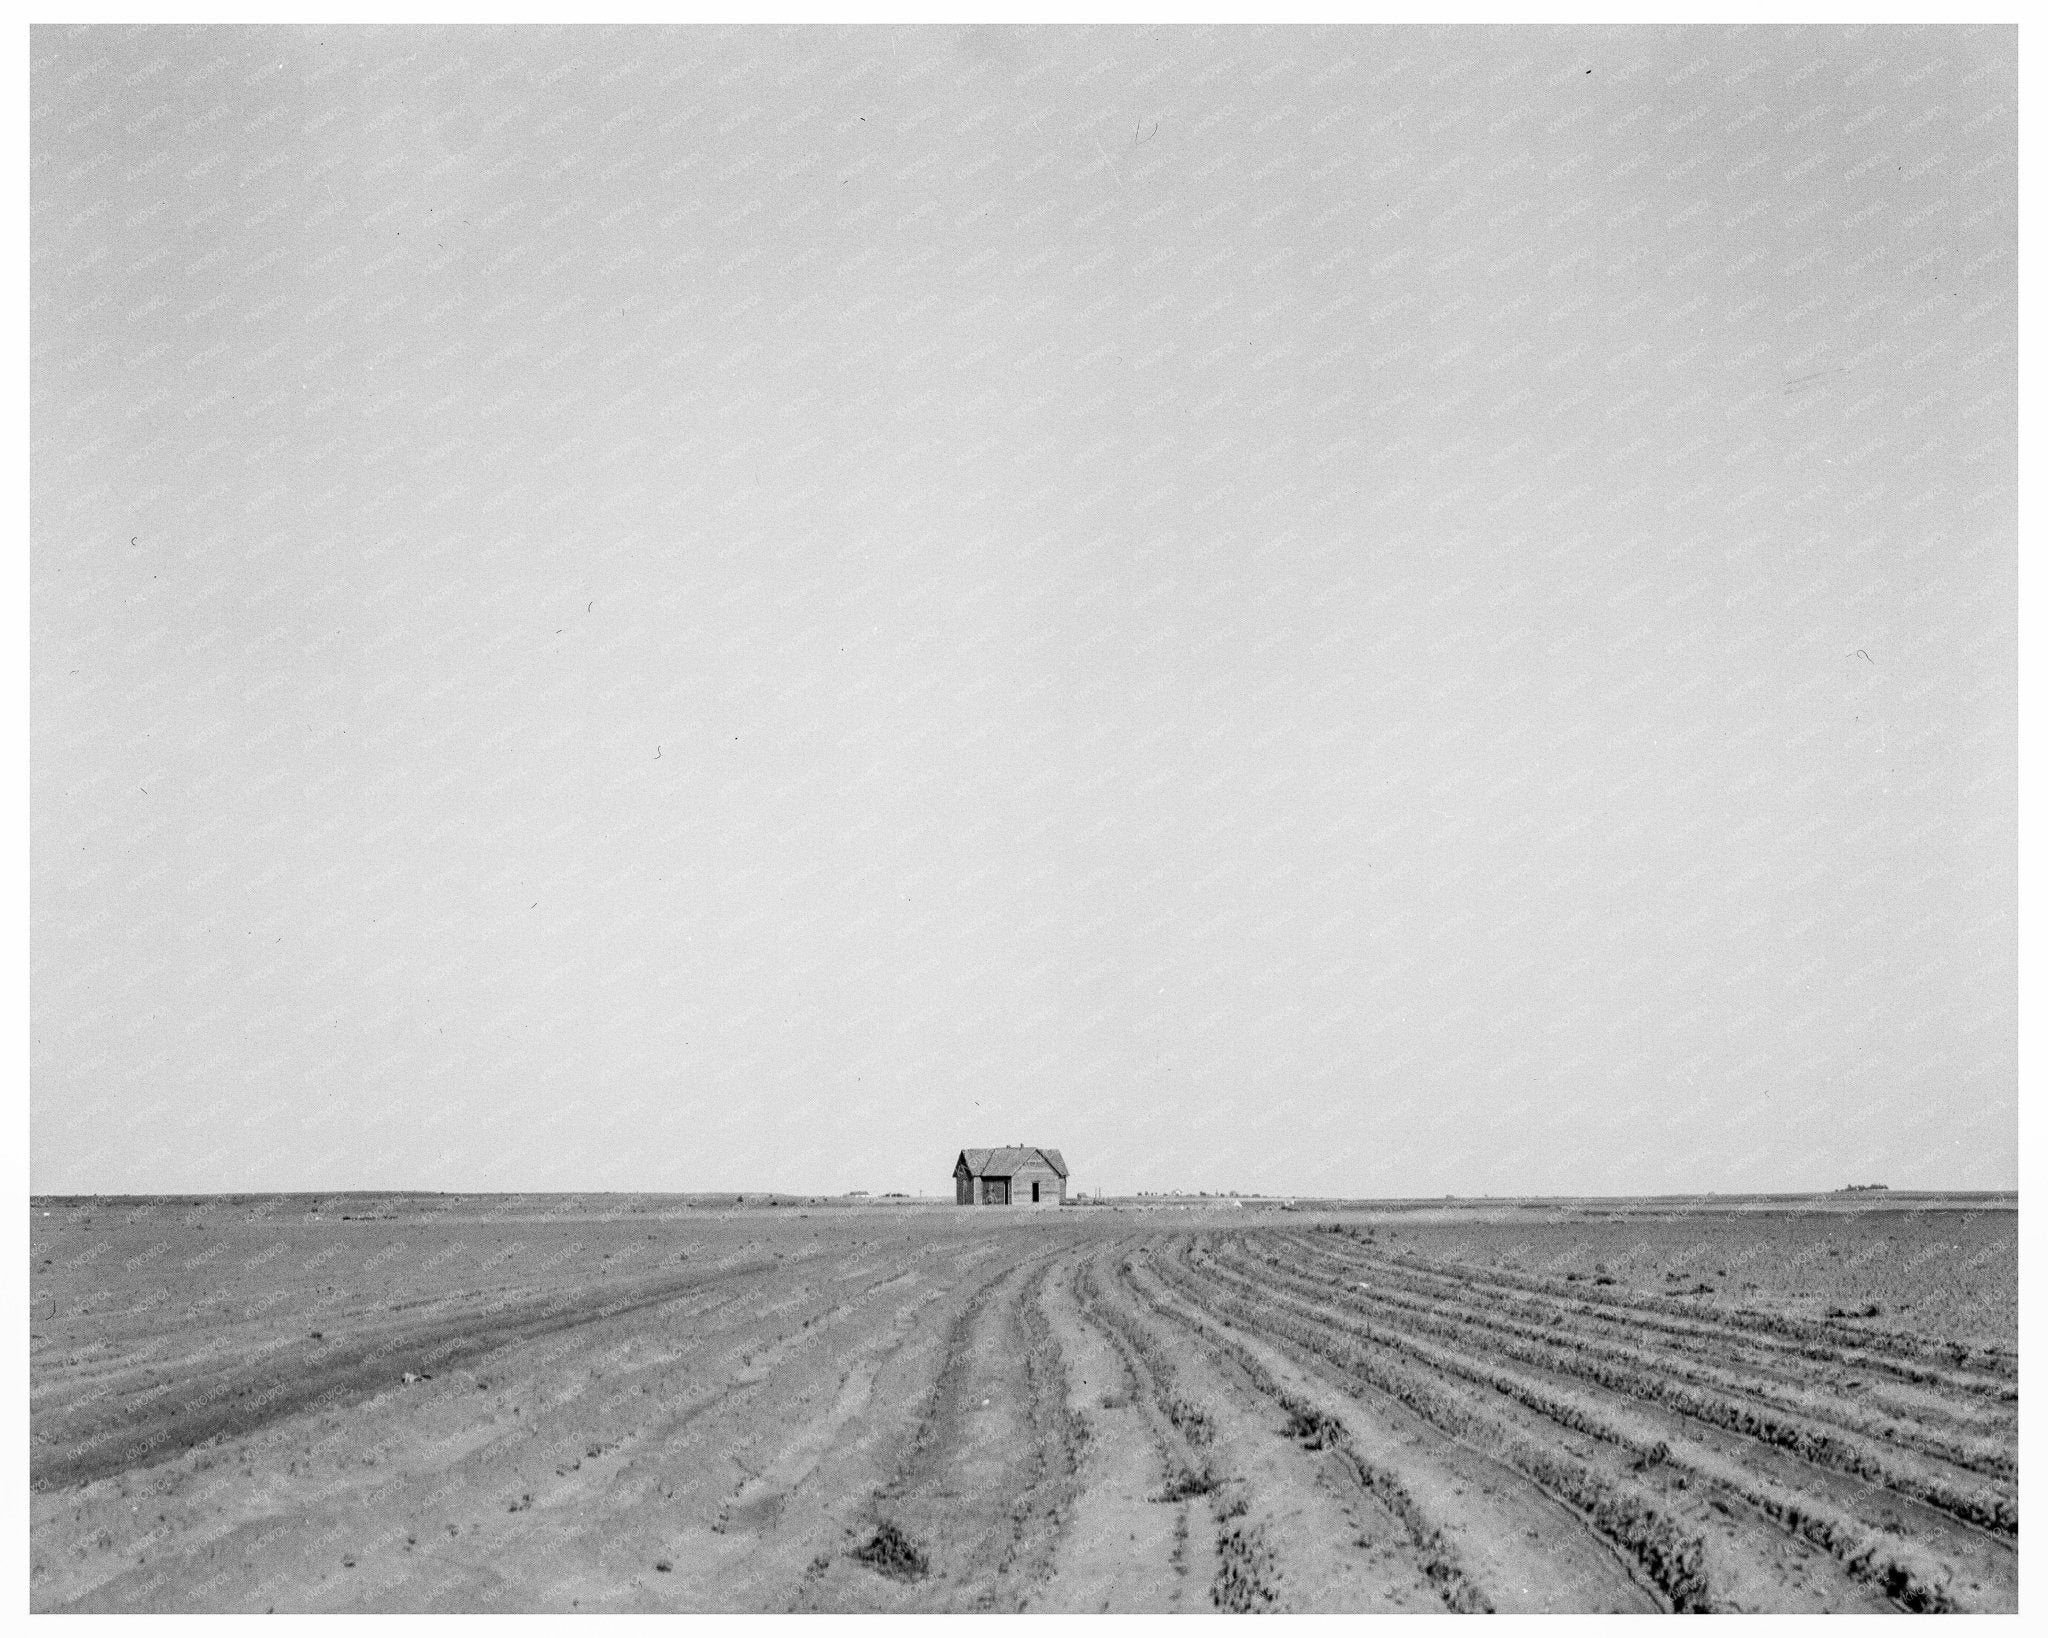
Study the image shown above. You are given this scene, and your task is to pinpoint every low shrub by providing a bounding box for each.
[853,1520,928,1581]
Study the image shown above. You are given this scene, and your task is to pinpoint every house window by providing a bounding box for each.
[1032,1181,1040,1202]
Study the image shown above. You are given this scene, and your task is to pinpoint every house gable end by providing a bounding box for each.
[953,1144,1069,1203]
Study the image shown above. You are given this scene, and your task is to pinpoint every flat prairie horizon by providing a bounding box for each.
[32,1188,2015,1612]
[28,1186,2018,1208]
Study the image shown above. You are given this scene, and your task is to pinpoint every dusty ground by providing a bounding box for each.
[29,1192,2016,1612]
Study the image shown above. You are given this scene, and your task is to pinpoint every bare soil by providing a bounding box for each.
[29,1192,2016,1612]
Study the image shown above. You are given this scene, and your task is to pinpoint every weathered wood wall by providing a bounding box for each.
[954,1162,1066,1205]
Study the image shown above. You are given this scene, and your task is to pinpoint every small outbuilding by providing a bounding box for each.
[955,1146,1067,1206]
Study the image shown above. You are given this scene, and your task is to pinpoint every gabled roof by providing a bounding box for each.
[957,1146,1067,1179]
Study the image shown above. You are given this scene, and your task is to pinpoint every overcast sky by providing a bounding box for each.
[32,24,2015,1197]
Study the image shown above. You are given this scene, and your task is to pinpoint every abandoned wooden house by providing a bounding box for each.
[954,1146,1068,1206]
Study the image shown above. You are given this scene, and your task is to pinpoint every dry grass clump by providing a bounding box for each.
[853,1520,929,1581]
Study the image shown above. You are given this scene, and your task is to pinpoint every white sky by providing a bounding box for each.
[31,24,2016,1196]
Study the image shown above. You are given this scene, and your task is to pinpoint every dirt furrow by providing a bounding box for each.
[1025,1243,1189,1611]
[1348,1251,2013,1470]
[1110,1248,1490,1611]
[1197,1236,2010,1612]
[1347,1239,2017,1393]
[37,1247,980,1612]
[1184,1242,1915,1614]
[800,1246,1078,1612]
[1299,1228,2018,1460]
[1173,1238,1920,1613]
[1095,1247,1453,1610]
[644,1266,978,1609]
[34,1202,2013,1614]
[1065,1250,1229,1604]
[1142,1243,1677,1611]
[1271,1230,2019,1518]
[31,1256,791,1494]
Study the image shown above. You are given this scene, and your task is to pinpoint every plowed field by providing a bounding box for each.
[30,1195,2015,1612]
